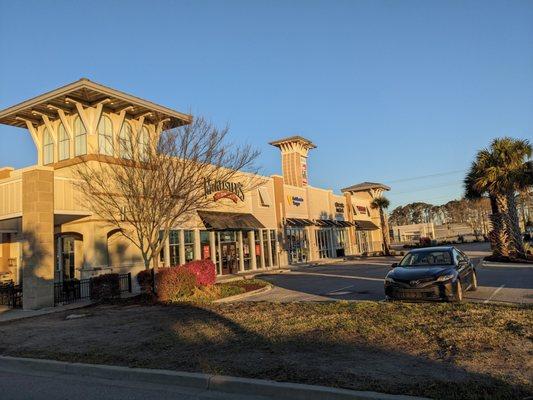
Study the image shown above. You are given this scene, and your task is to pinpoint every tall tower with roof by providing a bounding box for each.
[269,136,316,187]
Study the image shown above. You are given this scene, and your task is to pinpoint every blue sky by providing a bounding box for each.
[1,0,531,210]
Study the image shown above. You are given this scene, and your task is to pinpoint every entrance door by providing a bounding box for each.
[62,237,75,280]
[220,243,238,275]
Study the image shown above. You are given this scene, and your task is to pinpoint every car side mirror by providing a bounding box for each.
[391,263,398,269]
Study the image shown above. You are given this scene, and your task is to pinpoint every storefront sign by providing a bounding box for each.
[334,202,344,213]
[255,244,261,255]
[204,179,245,203]
[356,205,367,214]
[301,156,308,186]
[287,195,304,206]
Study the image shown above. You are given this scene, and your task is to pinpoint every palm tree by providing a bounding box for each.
[370,196,391,256]
[464,138,532,259]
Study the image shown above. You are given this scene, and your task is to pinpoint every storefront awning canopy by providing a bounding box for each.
[315,219,353,227]
[198,211,265,230]
[285,218,314,227]
[354,220,379,230]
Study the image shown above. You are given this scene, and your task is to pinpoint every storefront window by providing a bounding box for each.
[243,233,251,270]
[169,230,180,266]
[315,229,331,258]
[254,230,262,268]
[286,227,308,264]
[200,230,211,260]
[270,230,277,266]
[262,230,269,266]
[184,230,194,262]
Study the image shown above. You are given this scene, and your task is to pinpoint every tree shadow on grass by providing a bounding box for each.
[0,300,531,400]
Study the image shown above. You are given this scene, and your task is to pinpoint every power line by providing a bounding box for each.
[382,169,467,184]
[391,181,463,196]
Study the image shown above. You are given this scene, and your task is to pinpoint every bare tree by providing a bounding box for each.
[75,117,261,270]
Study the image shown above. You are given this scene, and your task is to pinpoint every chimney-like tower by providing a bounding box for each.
[269,136,316,187]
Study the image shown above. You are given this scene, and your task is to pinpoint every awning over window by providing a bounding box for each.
[198,211,265,230]
[354,220,379,230]
[285,218,314,227]
[315,219,353,228]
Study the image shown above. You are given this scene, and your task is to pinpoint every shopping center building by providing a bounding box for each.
[0,79,390,309]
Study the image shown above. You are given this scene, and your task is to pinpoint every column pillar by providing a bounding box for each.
[193,229,201,260]
[237,231,245,272]
[266,230,273,267]
[248,231,257,270]
[209,231,217,266]
[164,235,170,267]
[22,168,55,310]
[307,226,317,262]
[178,230,186,265]
[259,229,266,269]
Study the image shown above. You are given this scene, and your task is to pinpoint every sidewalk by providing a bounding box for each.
[0,300,93,323]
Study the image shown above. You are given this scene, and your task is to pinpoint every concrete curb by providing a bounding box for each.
[0,356,429,400]
[213,284,272,303]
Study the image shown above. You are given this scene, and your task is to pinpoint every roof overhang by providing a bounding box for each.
[0,78,192,130]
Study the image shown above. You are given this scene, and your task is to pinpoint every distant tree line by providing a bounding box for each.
[388,198,493,236]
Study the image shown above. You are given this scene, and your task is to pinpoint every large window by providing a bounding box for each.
[138,126,149,161]
[168,230,180,266]
[43,128,54,165]
[119,121,133,159]
[183,230,195,262]
[58,123,70,161]
[74,117,87,156]
[98,115,114,156]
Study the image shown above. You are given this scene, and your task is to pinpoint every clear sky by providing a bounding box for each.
[1,0,531,210]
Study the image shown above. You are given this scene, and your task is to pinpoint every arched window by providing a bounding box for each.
[118,121,133,159]
[58,123,70,161]
[138,126,149,161]
[43,128,54,165]
[74,117,87,156]
[98,115,114,156]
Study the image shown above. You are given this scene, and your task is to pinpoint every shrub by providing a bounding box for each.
[90,273,120,301]
[156,266,197,302]
[181,260,216,286]
[137,269,154,295]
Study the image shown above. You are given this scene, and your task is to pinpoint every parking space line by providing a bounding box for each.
[291,271,385,282]
[484,285,505,303]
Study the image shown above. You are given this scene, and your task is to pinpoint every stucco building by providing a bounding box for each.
[0,79,389,309]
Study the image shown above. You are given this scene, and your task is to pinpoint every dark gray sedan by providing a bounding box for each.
[384,246,478,302]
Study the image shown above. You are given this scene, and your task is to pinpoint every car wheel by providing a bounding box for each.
[452,280,463,302]
[469,271,478,291]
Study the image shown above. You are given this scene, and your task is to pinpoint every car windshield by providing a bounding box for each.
[399,251,453,267]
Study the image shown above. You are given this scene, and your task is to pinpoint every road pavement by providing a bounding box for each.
[0,364,273,400]
[248,243,533,304]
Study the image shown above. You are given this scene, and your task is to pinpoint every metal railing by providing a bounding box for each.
[0,283,23,308]
[54,272,132,306]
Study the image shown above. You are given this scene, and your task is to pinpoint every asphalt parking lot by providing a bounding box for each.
[249,243,533,304]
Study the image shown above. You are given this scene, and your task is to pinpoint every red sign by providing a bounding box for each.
[202,245,211,259]
[255,244,261,255]
[357,206,367,214]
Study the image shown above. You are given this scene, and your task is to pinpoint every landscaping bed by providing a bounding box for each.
[0,301,531,399]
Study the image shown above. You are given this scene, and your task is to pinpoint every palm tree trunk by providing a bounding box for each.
[506,192,526,258]
[490,195,510,259]
[379,208,391,256]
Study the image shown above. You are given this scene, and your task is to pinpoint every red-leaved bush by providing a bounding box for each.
[180,260,216,286]
[156,266,197,302]
[137,269,154,295]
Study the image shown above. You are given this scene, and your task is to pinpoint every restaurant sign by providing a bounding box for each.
[334,202,345,213]
[204,179,245,203]
[288,195,304,207]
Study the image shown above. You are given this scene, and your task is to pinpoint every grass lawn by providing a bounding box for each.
[0,300,531,400]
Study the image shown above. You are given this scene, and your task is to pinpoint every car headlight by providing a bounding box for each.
[385,277,395,283]
[436,274,455,282]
